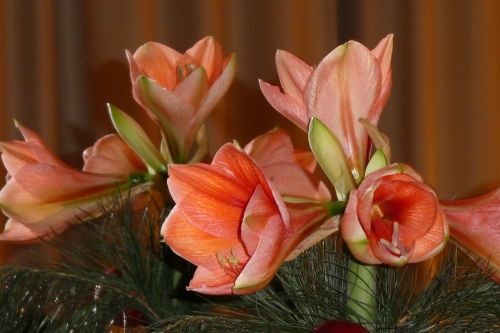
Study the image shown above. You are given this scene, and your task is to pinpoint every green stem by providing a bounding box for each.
[346,261,377,330]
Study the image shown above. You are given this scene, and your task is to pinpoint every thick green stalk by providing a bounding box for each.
[346,261,377,330]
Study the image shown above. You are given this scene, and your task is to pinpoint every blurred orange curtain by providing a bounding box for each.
[0,0,499,263]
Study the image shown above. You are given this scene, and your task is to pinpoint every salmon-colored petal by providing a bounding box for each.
[372,180,437,241]
[212,144,273,199]
[275,49,313,100]
[240,185,277,256]
[287,216,339,260]
[132,42,181,90]
[186,36,224,85]
[0,219,40,243]
[409,212,448,263]
[259,80,308,132]
[198,54,236,124]
[261,162,331,201]
[0,123,68,173]
[179,189,245,239]
[161,206,242,270]
[243,128,295,166]
[293,149,316,173]
[369,34,393,124]
[82,134,146,174]
[133,76,195,155]
[0,164,124,204]
[341,191,382,264]
[173,67,209,109]
[305,41,381,179]
[167,163,252,205]
[188,266,235,295]
[234,215,287,294]
[125,50,142,84]
[441,187,500,282]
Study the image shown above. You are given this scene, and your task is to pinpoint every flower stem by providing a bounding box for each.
[346,261,377,330]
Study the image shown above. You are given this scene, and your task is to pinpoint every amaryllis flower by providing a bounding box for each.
[260,35,393,183]
[440,187,500,282]
[161,144,331,295]
[0,123,150,242]
[127,36,236,163]
[341,164,448,266]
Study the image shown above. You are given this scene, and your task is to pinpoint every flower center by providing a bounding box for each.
[176,63,196,82]
[371,204,404,257]
[216,249,244,278]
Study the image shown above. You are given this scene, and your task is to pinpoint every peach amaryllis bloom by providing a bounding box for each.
[341,164,448,266]
[161,144,331,295]
[127,36,236,163]
[260,35,393,183]
[440,187,500,282]
[0,124,150,243]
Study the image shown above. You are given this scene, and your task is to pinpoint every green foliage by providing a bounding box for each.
[0,195,196,332]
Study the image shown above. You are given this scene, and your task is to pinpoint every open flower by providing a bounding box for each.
[440,187,500,282]
[260,35,393,183]
[127,36,236,163]
[0,124,150,242]
[341,164,448,266]
[161,144,331,295]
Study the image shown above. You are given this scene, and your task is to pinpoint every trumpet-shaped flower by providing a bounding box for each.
[341,164,448,266]
[260,35,393,183]
[0,124,150,242]
[440,187,500,282]
[127,36,236,163]
[161,144,331,295]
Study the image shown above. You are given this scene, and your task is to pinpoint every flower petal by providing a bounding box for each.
[409,211,448,263]
[0,219,40,243]
[198,53,237,123]
[234,214,287,294]
[241,185,277,256]
[441,187,500,282]
[82,134,146,174]
[306,41,381,180]
[369,34,393,124]
[275,49,313,100]
[186,36,224,85]
[132,42,181,90]
[161,206,242,270]
[341,191,381,264]
[188,266,235,295]
[259,80,308,131]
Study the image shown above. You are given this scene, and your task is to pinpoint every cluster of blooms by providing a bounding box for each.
[0,36,498,297]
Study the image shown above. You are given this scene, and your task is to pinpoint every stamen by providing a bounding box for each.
[392,221,399,247]
[176,63,196,82]
[216,250,243,278]
[372,204,384,218]
[379,238,401,255]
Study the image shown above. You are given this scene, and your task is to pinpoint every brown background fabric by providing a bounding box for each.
[0,0,499,262]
